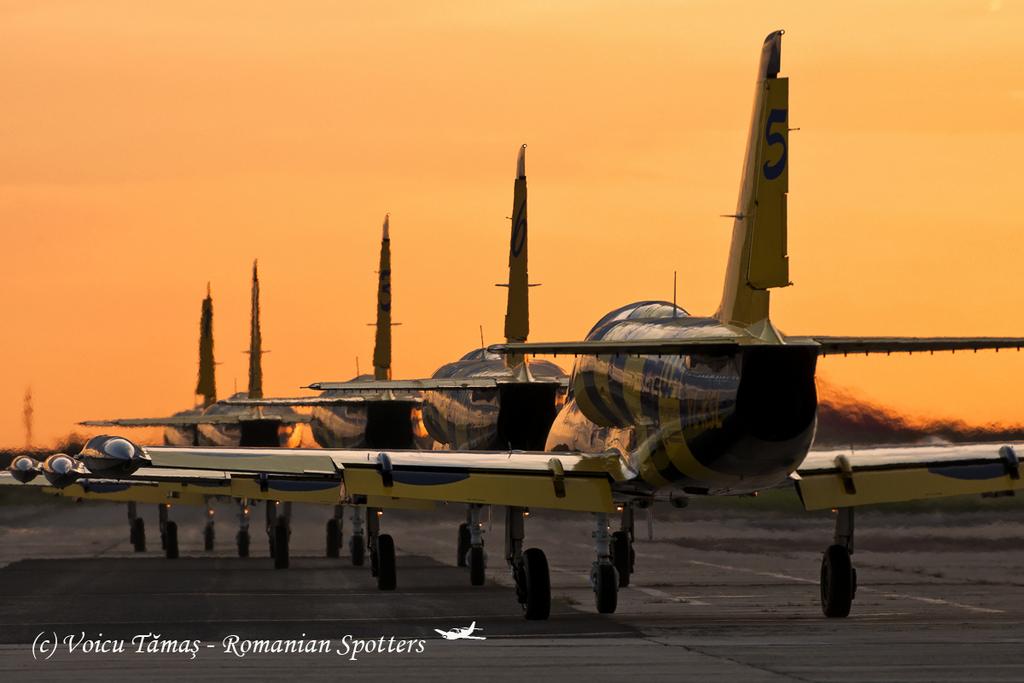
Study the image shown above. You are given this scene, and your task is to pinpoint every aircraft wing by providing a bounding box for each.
[129,445,627,512]
[804,336,1024,356]
[491,337,1024,357]
[222,396,422,407]
[306,377,569,391]
[488,338,748,357]
[80,414,312,427]
[793,443,1023,510]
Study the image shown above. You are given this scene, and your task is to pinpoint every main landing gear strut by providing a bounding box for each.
[821,507,857,617]
[506,507,550,620]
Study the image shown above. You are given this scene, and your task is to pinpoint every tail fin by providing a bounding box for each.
[195,283,217,407]
[717,30,790,327]
[247,260,263,399]
[372,215,393,380]
[502,144,530,344]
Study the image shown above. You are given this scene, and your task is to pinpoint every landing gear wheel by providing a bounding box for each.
[164,521,179,559]
[376,534,396,590]
[236,530,250,558]
[456,523,470,567]
[519,548,551,620]
[611,531,631,587]
[273,518,290,570]
[820,544,854,618]
[350,534,365,567]
[131,518,146,552]
[594,563,619,614]
[469,546,485,586]
[326,519,341,558]
[204,525,215,552]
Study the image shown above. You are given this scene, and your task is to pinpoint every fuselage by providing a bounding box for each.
[163,408,206,447]
[546,302,818,495]
[310,375,434,450]
[422,349,567,451]
[194,393,305,448]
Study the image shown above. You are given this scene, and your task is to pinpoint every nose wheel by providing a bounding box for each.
[326,505,344,558]
[590,512,618,613]
[158,504,178,559]
[820,508,857,618]
[203,507,215,552]
[505,507,550,620]
[456,522,470,567]
[127,504,146,552]
[236,501,251,557]
[130,518,146,552]
[349,504,365,566]
[465,504,486,586]
[365,507,396,590]
[611,503,636,587]
[164,521,179,559]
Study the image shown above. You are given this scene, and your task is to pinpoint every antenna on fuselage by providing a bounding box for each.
[672,271,678,318]
[479,325,485,351]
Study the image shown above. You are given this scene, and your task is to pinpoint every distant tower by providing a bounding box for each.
[23,387,33,449]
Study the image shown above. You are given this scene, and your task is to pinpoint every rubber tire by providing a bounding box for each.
[469,546,485,586]
[376,534,396,590]
[131,518,146,553]
[204,524,215,552]
[594,563,619,614]
[237,530,250,558]
[350,534,365,567]
[456,523,471,567]
[274,519,290,570]
[611,531,631,587]
[164,521,179,560]
[326,519,341,558]
[821,544,854,618]
[521,548,551,620]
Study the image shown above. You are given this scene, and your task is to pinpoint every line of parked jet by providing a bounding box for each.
[5,31,1023,621]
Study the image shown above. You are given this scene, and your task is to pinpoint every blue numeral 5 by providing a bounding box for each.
[762,108,787,180]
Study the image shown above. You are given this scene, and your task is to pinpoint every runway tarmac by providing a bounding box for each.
[0,493,1021,681]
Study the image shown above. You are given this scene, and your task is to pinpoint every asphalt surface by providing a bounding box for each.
[0,493,1021,681]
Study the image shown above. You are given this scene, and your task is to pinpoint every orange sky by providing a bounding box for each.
[3,1,1024,447]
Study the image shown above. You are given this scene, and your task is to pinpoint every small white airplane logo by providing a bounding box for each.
[434,621,486,640]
